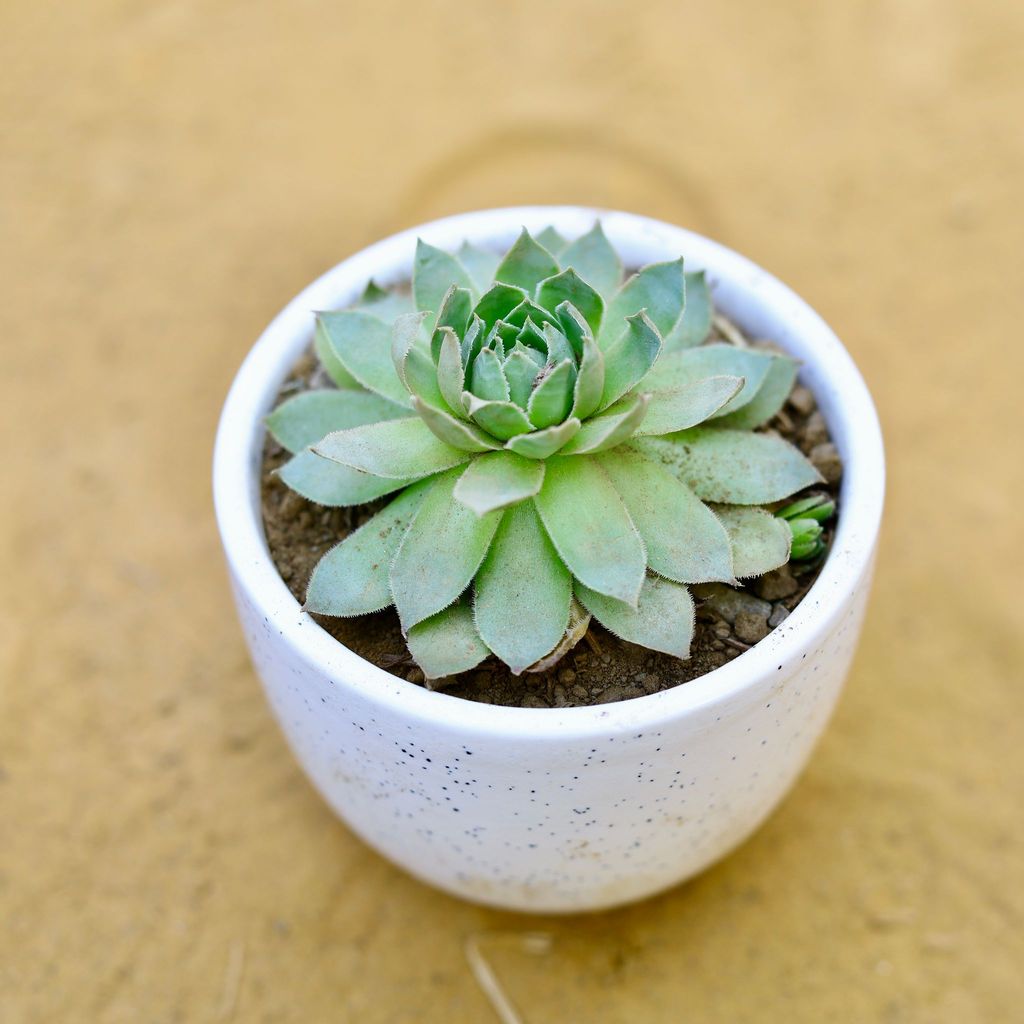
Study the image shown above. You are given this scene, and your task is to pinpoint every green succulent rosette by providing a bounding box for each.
[266,224,824,678]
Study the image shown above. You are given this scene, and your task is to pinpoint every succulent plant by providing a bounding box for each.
[267,224,828,678]
[776,494,836,560]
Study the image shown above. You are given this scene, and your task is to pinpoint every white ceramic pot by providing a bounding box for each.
[213,207,884,913]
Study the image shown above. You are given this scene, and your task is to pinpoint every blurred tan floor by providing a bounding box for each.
[2,1,1023,1021]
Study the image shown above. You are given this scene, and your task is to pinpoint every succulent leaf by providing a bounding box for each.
[635,428,823,504]
[432,285,473,357]
[599,448,734,584]
[277,449,415,507]
[267,389,411,455]
[319,310,411,408]
[452,450,546,515]
[527,359,576,429]
[534,456,646,606]
[468,347,510,402]
[662,271,712,351]
[599,310,663,409]
[600,258,685,346]
[714,355,798,429]
[357,281,416,325]
[540,322,577,366]
[314,417,472,479]
[504,297,560,331]
[712,504,792,578]
[559,222,623,298]
[407,600,491,679]
[505,417,582,458]
[554,300,589,359]
[410,397,501,453]
[435,328,468,415]
[390,467,502,630]
[571,332,606,420]
[474,502,572,674]
[635,376,745,436]
[414,238,476,311]
[456,241,501,295]
[535,225,569,256]
[465,396,534,440]
[536,269,604,336]
[502,347,540,408]
[474,282,528,329]
[314,316,360,388]
[494,228,561,293]
[642,344,773,417]
[576,574,694,658]
[560,392,650,456]
[305,479,431,615]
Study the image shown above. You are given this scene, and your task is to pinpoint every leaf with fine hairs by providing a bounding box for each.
[713,355,798,429]
[452,450,545,516]
[662,270,712,351]
[304,479,432,615]
[457,241,501,294]
[468,348,510,402]
[413,238,476,312]
[571,333,605,420]
[559,222,623,299]
[504,417,581,458]
[634,428,823,504]
[411,398,501,453]
[559,392,650,455]
[712,504,793,579]
[527,359,576,429]
[318,310,411,408]
[534,456,646,606]
[599,448,734,584]
[634,376,744,436]
[576,574,695,659]
[314,316,359,388]
[502,347,540,409]
[266,389,411,455]
[465,396,534,440]
[599,258,685,348]
[314,417,472,479]
[356,281,416,326]
[277,449,415,507]
[494,228,561,293]
[435,329,468,416]
[536,268,605,336]
[390,467,502,630]
[641,344,773,417]
[473,282,528,329]
[599,310,662,410]
[431,285,473,358]
[406,601,491,679]
[535,225,569,256]
[474,502,572,674]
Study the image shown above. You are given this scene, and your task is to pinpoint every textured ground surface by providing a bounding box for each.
[2,2,1022,1021]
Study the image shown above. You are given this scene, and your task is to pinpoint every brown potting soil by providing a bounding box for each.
[260,318,842,707]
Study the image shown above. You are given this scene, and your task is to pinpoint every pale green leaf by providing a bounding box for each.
[634,428,824,504]
[357,282,416,325]
[391,312,429,390]
[465,396,533,440]
[599,448,734,584]
[505,418,581,458]
[432,285,472,357]
[714,355,799,429]
[391,468,502,630]
[452,450,546,515]
[314,417,472,479]
[600,258,685,347]
[540,321,576,365]
[502,347,539,409]
[314,315,359,388]
[662,271,712,351]
[635,376,744,437]
[277,449,414,507]
[559,222,623,298]
[436,328,468,416]
[319,310,410,407]
[474,502,572,673]
[560,392,650,455]
[641,344,773,417]
[535,226,569,256]
[534,456,646,605]
[266,389,410,455]
[576,574,694,658]
[504,297,559,330]
[571,333,605,419]
[527,359,576,429]
[304,479,431,615]
[600,310,662,409]
[712,504,793,579]
[469,347,509,402]
[494,228,560,292]
[473,283,528,329]
[457,241,501,294]
[411,397,501,453]
[554,300,590,359]
[536,269,604,336]
[406,601,491,679]
[413,238,476,312]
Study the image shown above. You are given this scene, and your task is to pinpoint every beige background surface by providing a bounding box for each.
[3,1,1023,1021]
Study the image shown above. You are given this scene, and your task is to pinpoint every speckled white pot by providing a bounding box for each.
[214,207,884,913]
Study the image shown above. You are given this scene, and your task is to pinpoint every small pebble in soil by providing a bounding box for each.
[810,442,843,484]
[753,565,800,601]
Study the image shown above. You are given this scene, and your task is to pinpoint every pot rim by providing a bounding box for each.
[213,205,884,740]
